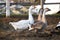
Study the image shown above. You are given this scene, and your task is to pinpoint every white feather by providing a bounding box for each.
[9,7,34,30]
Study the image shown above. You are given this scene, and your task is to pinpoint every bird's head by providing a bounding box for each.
[44,8,51,12]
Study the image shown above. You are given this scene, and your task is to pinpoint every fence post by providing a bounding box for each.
[38,0,44,21]
[6,0,10,17]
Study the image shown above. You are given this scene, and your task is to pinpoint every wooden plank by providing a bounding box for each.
[0,3,60,6]
[44,3,60,5]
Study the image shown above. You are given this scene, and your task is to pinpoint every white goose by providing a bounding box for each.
[9,7,34,30]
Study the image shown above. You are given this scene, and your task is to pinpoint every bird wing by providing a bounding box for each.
[9,20,30,30]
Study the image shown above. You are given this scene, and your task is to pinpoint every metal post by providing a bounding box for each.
[6,0,10,17]
[40,0,44,14]
[38,0,44,21]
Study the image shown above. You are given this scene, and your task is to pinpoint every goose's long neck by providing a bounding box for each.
[28,9,34,24]
[42,9,47,23]
[43,10,46,17]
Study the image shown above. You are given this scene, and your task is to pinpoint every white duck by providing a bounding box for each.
[9,7,34,30]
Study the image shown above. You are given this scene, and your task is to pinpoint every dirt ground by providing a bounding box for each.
[0,15,60,40]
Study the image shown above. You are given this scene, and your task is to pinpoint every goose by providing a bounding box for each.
[33,8,49,32]
[40,8,48,31]
[55,22,60,30]
[10,5,21,14]
[9,7,34,31]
